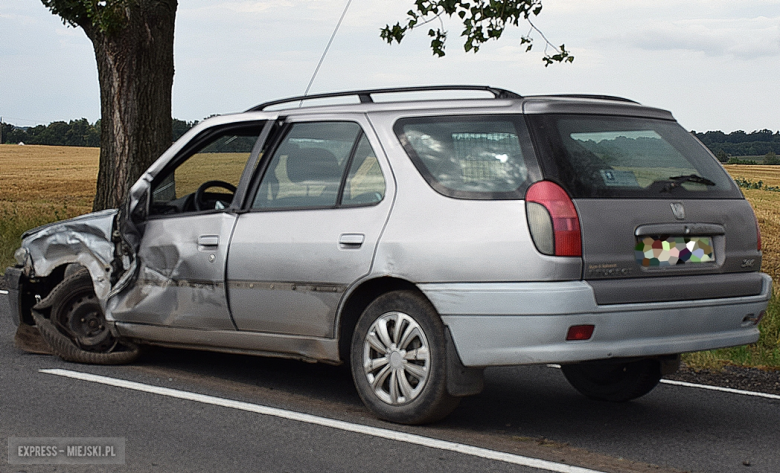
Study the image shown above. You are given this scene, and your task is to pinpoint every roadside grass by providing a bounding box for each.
[0,145,778,369]
[683,294,780,370]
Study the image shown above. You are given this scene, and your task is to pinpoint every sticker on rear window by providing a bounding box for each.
[635,236,714,267]
[600,170,639,188]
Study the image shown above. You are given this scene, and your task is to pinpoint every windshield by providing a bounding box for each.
[526,115,741,199]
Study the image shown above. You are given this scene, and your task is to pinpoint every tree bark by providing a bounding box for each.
[81,1,177,210]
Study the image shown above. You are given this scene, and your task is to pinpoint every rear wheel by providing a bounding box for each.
[350,291,459,424]
[561,359,661,402]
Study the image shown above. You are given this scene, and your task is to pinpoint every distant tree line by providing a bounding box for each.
[3,119,779,165]
[691,129,780,163]
[0,118,197,147]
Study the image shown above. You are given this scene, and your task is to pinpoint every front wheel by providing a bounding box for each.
[350,291,459,424]
[561,359,662,402]
[32,268,140,364]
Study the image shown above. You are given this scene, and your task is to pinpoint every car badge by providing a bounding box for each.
[670,202,686,220]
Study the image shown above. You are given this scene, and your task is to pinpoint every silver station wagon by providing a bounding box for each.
[6,86,771,424]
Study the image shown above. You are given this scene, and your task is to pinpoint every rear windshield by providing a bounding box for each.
[395,116,538,199]
[527,115,741,199]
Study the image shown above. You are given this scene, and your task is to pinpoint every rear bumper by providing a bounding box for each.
[420,273,772,367]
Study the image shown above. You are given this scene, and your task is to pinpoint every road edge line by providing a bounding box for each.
[659,379,780,400]
[40,368,604,473]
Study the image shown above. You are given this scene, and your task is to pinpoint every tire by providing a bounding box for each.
[350,290,459,424]
[561,359,662,402]
[32,268,140,365]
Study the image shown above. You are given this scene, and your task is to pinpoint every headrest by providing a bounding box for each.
[286,147,340,184]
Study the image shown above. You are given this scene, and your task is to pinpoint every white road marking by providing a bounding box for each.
[41,368,603,473]
[0,290,8,295]
[548,363,779,401]
[660,379,780,400]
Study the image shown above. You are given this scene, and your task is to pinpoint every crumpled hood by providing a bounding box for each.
[22,209,117,239]
[20,209,118,300]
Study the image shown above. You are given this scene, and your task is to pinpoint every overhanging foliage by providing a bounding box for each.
[381,0,573,65]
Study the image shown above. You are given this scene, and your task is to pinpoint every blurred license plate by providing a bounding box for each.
[635,236,714,267]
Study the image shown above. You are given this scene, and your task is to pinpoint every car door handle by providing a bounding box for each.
[198,235,220,247]
[339,233,365,248]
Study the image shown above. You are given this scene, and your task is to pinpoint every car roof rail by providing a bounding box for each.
[247,85,523,111]
[541,94,640,104]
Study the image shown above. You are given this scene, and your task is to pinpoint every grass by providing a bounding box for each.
[684,295,780,370]
[0,144,778,369]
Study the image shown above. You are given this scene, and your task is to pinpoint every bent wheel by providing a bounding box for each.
[58,290,116,352]
[35,268,140,364]
[50,270,117,352]
[350,290,459,424]
[561,359,662,402]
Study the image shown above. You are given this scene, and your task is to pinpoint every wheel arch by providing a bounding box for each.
[336,276,424,364]
[335,276,484,399]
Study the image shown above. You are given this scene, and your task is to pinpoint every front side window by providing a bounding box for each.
[527,115,740,199]
[252,122,385,210]
[395,116,533,199]
[150,126,262,215]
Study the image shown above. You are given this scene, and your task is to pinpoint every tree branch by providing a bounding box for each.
[380,0,573,65]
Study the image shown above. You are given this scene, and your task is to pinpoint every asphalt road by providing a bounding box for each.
[2,291,779,473]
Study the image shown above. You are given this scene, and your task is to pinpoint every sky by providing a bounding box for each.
[1,0,779,133]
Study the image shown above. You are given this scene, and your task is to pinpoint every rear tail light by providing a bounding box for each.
[525,181,582,256]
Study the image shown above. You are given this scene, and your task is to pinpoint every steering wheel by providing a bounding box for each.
[194,180,237,211]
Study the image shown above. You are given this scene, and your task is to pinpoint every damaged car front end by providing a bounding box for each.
[4,112,267,364]
[6,184,147,363]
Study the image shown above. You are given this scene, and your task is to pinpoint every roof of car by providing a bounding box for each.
[243,85,674,121]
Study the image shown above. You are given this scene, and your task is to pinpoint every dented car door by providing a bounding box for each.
[108,122,268,330]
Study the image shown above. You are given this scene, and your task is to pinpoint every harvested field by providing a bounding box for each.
[743,188,780,284]
[0,145,98,265]
[724,164,780,188]
[0,144,98,209]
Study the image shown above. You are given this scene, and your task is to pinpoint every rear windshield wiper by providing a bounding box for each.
[661,174,716,192]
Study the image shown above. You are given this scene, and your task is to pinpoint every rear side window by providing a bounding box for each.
[252,122,385,210]
[395,116,536,199]
[527,115,741,199]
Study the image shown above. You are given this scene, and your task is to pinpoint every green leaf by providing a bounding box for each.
[381,0,573,65]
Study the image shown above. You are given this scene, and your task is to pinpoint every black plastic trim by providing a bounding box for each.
[248,85,523,111]
[589,272,765,305]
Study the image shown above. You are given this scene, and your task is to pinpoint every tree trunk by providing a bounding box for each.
[83,1,177,211]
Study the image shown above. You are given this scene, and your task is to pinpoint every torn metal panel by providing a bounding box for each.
[105,212,237,331]
[18,209,120,302]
